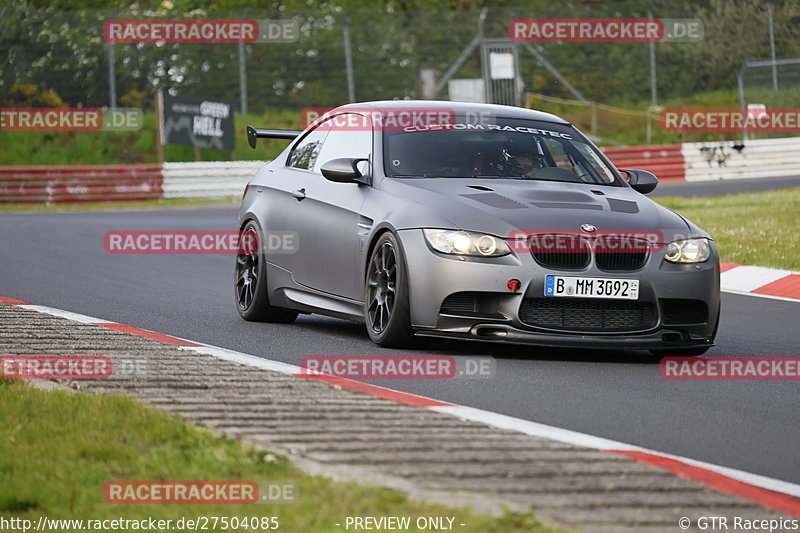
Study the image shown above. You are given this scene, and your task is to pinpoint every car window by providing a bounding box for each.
[287,120,332,171]
[315,113,372,173]
[541,136,615,184]
[542,138,572,171]
[572,142,616,184]
[384,117,621,185]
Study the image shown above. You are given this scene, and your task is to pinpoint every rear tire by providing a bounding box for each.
[365,232,415,347]
[235,221,298,323]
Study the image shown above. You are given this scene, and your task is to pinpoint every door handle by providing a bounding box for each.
[292,188,306,201]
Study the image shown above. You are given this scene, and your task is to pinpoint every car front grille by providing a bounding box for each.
[529,234,591,269]
[519,298,657,332]
[595,238,649,271]
[529,234,649,272]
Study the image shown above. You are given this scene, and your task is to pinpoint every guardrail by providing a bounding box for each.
[162,161,265,198]
[0,165,163,204]
[0,161,266,204]
[682,137,800,181]
[603,144,686,181]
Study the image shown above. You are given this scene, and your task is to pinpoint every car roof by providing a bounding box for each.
[334,100,570,125]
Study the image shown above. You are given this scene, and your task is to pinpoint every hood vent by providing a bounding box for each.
[531,202,603,210]
[531,190,595,203]
[460,193,528,209]
[607,198,640,214]
[467,185,494,191]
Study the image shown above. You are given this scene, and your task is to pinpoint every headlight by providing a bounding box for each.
[423,229,511,257]
[664,238,710,263]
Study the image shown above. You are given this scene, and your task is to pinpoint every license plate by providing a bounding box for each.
[544,275,639,300]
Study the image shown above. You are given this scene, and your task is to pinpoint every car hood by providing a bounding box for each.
[379,178,693,242]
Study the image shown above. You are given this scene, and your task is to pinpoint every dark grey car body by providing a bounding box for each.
[238,101,720,351]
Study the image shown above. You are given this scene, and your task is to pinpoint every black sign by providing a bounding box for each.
[162,94,235,150]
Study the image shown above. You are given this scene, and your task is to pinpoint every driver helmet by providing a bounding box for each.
[503,148,544,173]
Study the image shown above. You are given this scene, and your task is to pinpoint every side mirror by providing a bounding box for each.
[619,168,658,194]
[320,158,369,184]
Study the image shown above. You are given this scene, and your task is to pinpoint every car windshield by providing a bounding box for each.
[384,117,621,185]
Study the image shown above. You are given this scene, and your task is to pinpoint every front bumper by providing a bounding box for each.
[397,229,720,350]
[415,326,715,350]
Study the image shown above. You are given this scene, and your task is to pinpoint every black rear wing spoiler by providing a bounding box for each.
[246,126,303,149]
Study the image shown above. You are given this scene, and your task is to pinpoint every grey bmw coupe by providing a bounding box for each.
[237,101,719,355]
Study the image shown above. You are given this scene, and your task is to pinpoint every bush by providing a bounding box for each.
[5,84,67,107]
[120,89,149,109]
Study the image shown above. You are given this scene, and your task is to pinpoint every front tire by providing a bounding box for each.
[365,232,414,347]
[235,221,298,323]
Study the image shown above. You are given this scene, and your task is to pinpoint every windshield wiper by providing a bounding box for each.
[391,174,464,179]
[472,175,534,180]
[391,174,557,180]
[476,175,587,183]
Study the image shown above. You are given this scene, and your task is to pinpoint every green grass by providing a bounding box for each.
[656,187,800,270]
[0,380,560,533]
[0,196,238,213]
